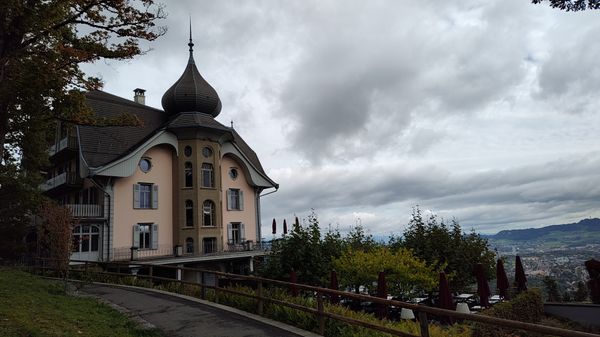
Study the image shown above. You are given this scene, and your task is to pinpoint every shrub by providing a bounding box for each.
[471,289,545,337]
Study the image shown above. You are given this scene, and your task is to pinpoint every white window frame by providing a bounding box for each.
[226,189,244,211]
[133,183,158,209]
[133,223,158,249]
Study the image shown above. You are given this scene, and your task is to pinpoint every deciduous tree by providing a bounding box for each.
[392,207,496,291]
[532,0,600,11]
[0,0,165,258]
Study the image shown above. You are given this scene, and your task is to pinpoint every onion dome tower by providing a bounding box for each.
[161,25,222,117]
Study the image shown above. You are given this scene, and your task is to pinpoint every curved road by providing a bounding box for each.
[82,284,317,337]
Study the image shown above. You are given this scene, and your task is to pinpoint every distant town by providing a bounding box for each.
[487,218,600,295]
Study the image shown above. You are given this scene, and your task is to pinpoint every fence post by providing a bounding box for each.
[317,291,325,335]
[148,266,153,282]
[257,280,264,316]
[418,310,429,337]
[214,273,219,304]
[200,271,206,300]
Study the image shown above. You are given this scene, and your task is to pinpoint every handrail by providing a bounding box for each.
[33,258,600,337]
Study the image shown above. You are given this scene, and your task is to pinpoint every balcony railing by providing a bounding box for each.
[40,171,81,191]
[49,136,77,156]
[66,204,103,218]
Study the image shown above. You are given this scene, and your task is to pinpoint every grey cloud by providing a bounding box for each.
[262,152,600,234]
[278,0,533,163]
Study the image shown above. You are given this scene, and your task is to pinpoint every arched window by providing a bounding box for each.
[203,200,215,227]
[201,163,214,188]
[184,162,193,187]
[72,225,100,253]
[186,237,194,254]
[185,200,193,227]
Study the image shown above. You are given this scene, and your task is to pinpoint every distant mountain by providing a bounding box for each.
[488,218,600,246]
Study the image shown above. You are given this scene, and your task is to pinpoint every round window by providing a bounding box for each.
[184,146,192,157]
[139,158,152,173]
[202,147,213,158]
[229,168,238,180]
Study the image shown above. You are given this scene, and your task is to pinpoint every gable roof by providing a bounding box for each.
[78,91,273,185]
[78,91,166,168]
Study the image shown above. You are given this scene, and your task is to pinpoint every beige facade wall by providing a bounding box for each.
[112,145,174,256]
[221,155,257,248]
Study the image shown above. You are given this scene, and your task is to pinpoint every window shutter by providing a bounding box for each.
[240,223,246,242]
[152,185,159,209]
[133,184,140,208]
[132,224,140,247]
[239,191,244,211]
[227,223,233,244]
[226,190,232,210]
[151,223,159,249]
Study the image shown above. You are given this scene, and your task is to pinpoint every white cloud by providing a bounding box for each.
[82,0,600,236]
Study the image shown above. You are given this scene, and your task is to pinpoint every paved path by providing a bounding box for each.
[81,284,317,337]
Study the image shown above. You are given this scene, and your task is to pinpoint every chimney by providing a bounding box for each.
[133,88,146,105]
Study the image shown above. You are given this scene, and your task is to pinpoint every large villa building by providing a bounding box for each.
[40,34,278,272]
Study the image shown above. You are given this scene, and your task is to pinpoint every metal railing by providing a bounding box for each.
[40,172,81,191]
[49,136,77,156]
[32,259,600,337]
[66,204,103,218]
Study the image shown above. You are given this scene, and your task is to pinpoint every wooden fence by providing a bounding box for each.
[32,259,600,337]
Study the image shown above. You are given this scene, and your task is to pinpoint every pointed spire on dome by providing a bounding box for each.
[188,17,194,60]
[161,22,222,117]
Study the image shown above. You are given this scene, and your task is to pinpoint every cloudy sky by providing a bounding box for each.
[82,0,600,236]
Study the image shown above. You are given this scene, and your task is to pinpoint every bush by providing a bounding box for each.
[205,285,470,337]
[472,289,545,337]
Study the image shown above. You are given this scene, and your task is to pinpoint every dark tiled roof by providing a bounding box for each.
[79,91,273,184]
[231,129,266,174]
[161,52,222,117]
[166,112,230,132]
[79,91,166,168]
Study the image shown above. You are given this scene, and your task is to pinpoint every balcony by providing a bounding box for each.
[49,135,77,158]
[40,171,81,192]
[66,204,103,218]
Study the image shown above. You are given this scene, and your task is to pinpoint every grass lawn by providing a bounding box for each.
[0,267,164,337]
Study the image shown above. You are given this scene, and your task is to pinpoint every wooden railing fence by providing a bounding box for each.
[32,259,600,337]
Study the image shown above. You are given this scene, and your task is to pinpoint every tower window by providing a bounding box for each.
[203,200,215,227]
[201,163,214,188]
[185,200,194,227]
[184,162,193,187]
[186,237,194,254]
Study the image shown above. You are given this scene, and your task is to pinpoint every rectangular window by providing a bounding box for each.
[133,223,158,249]
[227,189,244,211]
[227,223,245,245]
[201,163,214,188]
[133,183,158,209]
[203,237,217,254]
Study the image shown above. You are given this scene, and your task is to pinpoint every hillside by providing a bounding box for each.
[488,218,600,248]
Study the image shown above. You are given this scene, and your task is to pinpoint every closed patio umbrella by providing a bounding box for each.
[376,271,387,319]
[496,258,510,299]
[289,270,299,297]
[475,263,491,308]
[272,218,276,235]
[438,271,454,311]
[515,255,527,293]
[329,270,340,304]
[283,219,288,235]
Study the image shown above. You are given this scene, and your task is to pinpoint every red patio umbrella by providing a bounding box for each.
[515,255,527,293]
[376,271,388,319]
[289,270,299,297]
[496,258,510,299]
[475,263,491,308]
[330,270,340,304]
[438,271,454,310]
[283,219,288,235]
[295,216,300,228]
[272,218,276,235]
